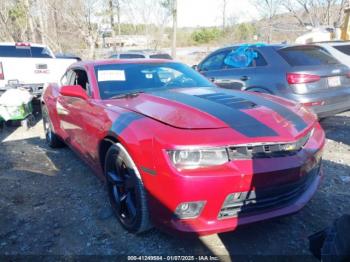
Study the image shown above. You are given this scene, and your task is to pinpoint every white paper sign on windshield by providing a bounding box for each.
[98,70,126,82]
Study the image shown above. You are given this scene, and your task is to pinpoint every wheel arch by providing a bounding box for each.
[245,86,273,94]
[98,134,120,173]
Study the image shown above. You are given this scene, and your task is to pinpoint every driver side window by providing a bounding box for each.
[200,51,229,72]
[61,70,72,86]
[68,69,92,97]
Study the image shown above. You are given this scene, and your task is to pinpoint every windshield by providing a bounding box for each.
[94,62,215,99]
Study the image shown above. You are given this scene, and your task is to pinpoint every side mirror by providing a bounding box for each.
[60,85,88,100]
[192,65,199,71]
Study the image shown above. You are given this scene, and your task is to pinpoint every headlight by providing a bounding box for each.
[167,147,229,169]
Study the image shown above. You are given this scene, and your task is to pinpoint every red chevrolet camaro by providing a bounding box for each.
[42,59,325,235]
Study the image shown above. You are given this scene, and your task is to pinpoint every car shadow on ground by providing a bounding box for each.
[320,113,350,146]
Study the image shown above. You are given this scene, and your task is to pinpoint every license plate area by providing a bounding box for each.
[328,76,341,87]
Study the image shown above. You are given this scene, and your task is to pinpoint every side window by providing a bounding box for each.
[223,49,267,69]
[199,51,229,71]
[119,54,145,59]
[60,70,72,86]
[68,69,91,96]
[254,51,268,67]
[67,70,77,85]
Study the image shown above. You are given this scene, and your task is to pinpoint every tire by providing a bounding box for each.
[21,115,35,130]
[41,104,65,148]
[104,143,151,234]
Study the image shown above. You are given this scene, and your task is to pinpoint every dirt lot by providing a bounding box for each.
[0,109,350,260]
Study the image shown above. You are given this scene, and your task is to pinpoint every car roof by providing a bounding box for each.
[312,41,350,46]
[212,43,287,53]
[73,59,176,67]
[111,50,170,56]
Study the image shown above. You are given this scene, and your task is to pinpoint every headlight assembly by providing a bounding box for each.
[167,147,229,169]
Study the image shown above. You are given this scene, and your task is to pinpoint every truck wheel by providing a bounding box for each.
[105,143,152,234]
[42,105,64,148]
[22,115,35,130]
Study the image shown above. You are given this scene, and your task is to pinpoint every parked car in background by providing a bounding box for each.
[42,59,324,235]
[313,41,350,67]
[55,53,82,61]
[109,50,173,60]
[194,44,350,118]
[0,42,78,97]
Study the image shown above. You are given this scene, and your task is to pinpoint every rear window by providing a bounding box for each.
[0,46,31,57]
[278,46,339,66]
[150,54,172,60]
[333,45,350,56]
[0,45,52,58]
[119,54,145,59]
[30,47,52,58]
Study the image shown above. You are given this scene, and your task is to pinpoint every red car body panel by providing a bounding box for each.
[42,59,325,235]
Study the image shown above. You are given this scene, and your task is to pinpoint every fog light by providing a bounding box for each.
[174,201,206,219]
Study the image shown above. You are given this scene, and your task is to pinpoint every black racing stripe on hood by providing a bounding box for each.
[217,89,308,132]
[151,90,278,137]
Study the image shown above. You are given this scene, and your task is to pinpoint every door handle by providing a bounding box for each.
[240,76,249,81]
[209,77,216,82]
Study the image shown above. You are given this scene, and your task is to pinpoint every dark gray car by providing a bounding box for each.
[109,50,172,60]
[195,44,350,118]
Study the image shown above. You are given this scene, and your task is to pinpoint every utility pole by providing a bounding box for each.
[171,0,177,59]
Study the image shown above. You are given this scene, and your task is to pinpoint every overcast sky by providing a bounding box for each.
[177,0,260,28]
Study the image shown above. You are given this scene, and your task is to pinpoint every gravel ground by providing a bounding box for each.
[0,109,350,260]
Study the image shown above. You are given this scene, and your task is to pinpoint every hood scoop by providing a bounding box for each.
[196,93,258,110]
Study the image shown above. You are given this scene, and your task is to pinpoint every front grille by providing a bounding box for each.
[227,129,313,159]
[218,164,321,219]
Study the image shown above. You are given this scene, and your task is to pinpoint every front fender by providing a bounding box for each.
[106,112,157,179]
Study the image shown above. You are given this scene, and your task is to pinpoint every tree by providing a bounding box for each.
[234,23,257,42]
[191,28,222,44]
[222,0,227,31]
[251,0,282,43]
[107,0,122,52]
[282,0,347,27]
[161,0,177,58]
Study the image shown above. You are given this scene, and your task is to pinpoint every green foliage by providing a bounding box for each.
[8,3,26,26]
[234,23,257,42]
[191,28,222,44]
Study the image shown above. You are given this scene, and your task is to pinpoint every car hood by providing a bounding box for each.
[104,87,315,138]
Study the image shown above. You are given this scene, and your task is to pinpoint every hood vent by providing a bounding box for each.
[197,93,258,110]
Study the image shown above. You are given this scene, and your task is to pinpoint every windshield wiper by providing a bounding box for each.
[110,91,144,99]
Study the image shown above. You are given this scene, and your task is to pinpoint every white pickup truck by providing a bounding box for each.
[0,42,78,97]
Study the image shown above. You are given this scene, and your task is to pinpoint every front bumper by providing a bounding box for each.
[145,124,325,235]
[168,164,322,235]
